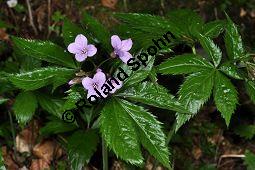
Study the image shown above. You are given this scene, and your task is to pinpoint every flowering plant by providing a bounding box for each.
[1,9,255,170]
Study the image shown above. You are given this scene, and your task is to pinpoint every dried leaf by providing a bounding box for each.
[30,159,50,170]
[33,140,57,163]
[101,0,118,9]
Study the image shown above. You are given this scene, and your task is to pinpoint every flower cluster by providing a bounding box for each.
[67,34,132,100]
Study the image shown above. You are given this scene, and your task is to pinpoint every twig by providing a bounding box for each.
[25,0,38,35]
[102,139,108,170]
[8,111,17,161]
[217,154,245,168]
[47,0,51,38]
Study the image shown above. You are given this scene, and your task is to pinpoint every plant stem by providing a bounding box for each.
[192,46,196,54]
[8,111,17,161]
[102,138,108,170]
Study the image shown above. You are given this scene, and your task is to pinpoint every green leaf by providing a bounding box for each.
[234,124,255,139]
[12,37,76,68]
[40,118,77,136]
[214,71,238,126]
[245,80,255,104]
[219,62,243,80]
[100,98,143,165]
[197,34,222,67]
[100,98,171,168]
[224,15,245,60]
[13,91,38,124]
[117,81,190,114]
[82,13,111,52]
[9,67,75,90]
[166,9,204,38]
[0,148,6,170]
[36,93,64,118]
[202,20,225,38]
[67,130,99,170]
[244,150,255,170]
[62,87,84,111]
[63,19,92,46]
[158,54,213,75]
[176,69,215,130]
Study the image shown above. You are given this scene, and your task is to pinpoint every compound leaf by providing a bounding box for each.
[202,20,225,38]
[158,54,213,75]
[118,81,190,114]
[176,69,215,130]
[214,71,238,126]
[224,15,245,60]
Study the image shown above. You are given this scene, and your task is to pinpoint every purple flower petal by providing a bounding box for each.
[87,89,98,100]
[68,80,74,85]
[121,38,132,51]
[75,53,87,62]
[75,34,87,49]
[93,71,106,87]
[111,35,121,49]
[67,42,80,54]
[119,51,132,64]
[82,77,94,91]
[87,45,97,57]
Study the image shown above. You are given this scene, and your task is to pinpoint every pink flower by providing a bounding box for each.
[111,35,133,64]
[82,70,107,100]
[68,34,97,62]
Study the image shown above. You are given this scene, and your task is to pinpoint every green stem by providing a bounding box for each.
[192,46,196,54]
[102,139,108,170]
[97,58,112,69]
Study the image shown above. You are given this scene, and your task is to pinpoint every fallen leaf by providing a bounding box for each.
[101,0,118,9]
[0,29,9,41]
[2,146,19,170]
[33,140,56,163]
[240,8,247,17]
[30,159,50,170]
[192,146,202,160]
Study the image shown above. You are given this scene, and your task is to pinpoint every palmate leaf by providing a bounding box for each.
[224,15,245,60]
[9,67,75,90]
[117,81,190,114]
[13,91,38,124]
[67,130,99,170]
[166,9,204,38]
[12,37,76,68]
[197,34,222,67]
[157,54,213,75]
[36,92,64,118]
[202,20,225,38]
[176,69,215,130]
[244,150,255,170]
[82,13,111,52]
[245,80,255,104]
[214,71,238,126]
[100,98,171,168]
[219,62,243,80]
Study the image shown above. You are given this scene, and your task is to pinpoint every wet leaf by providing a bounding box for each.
[202,20,225,38]
[176,69,215,130]
[9,67,75,90]
[100,98,171,168]
[197,34,222,67]
[219,62,243,80]
[224,14,245,60]
[158,54,213,75]
[12,37,76,68]
[214,71,238,126]
[118,81,190,114]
